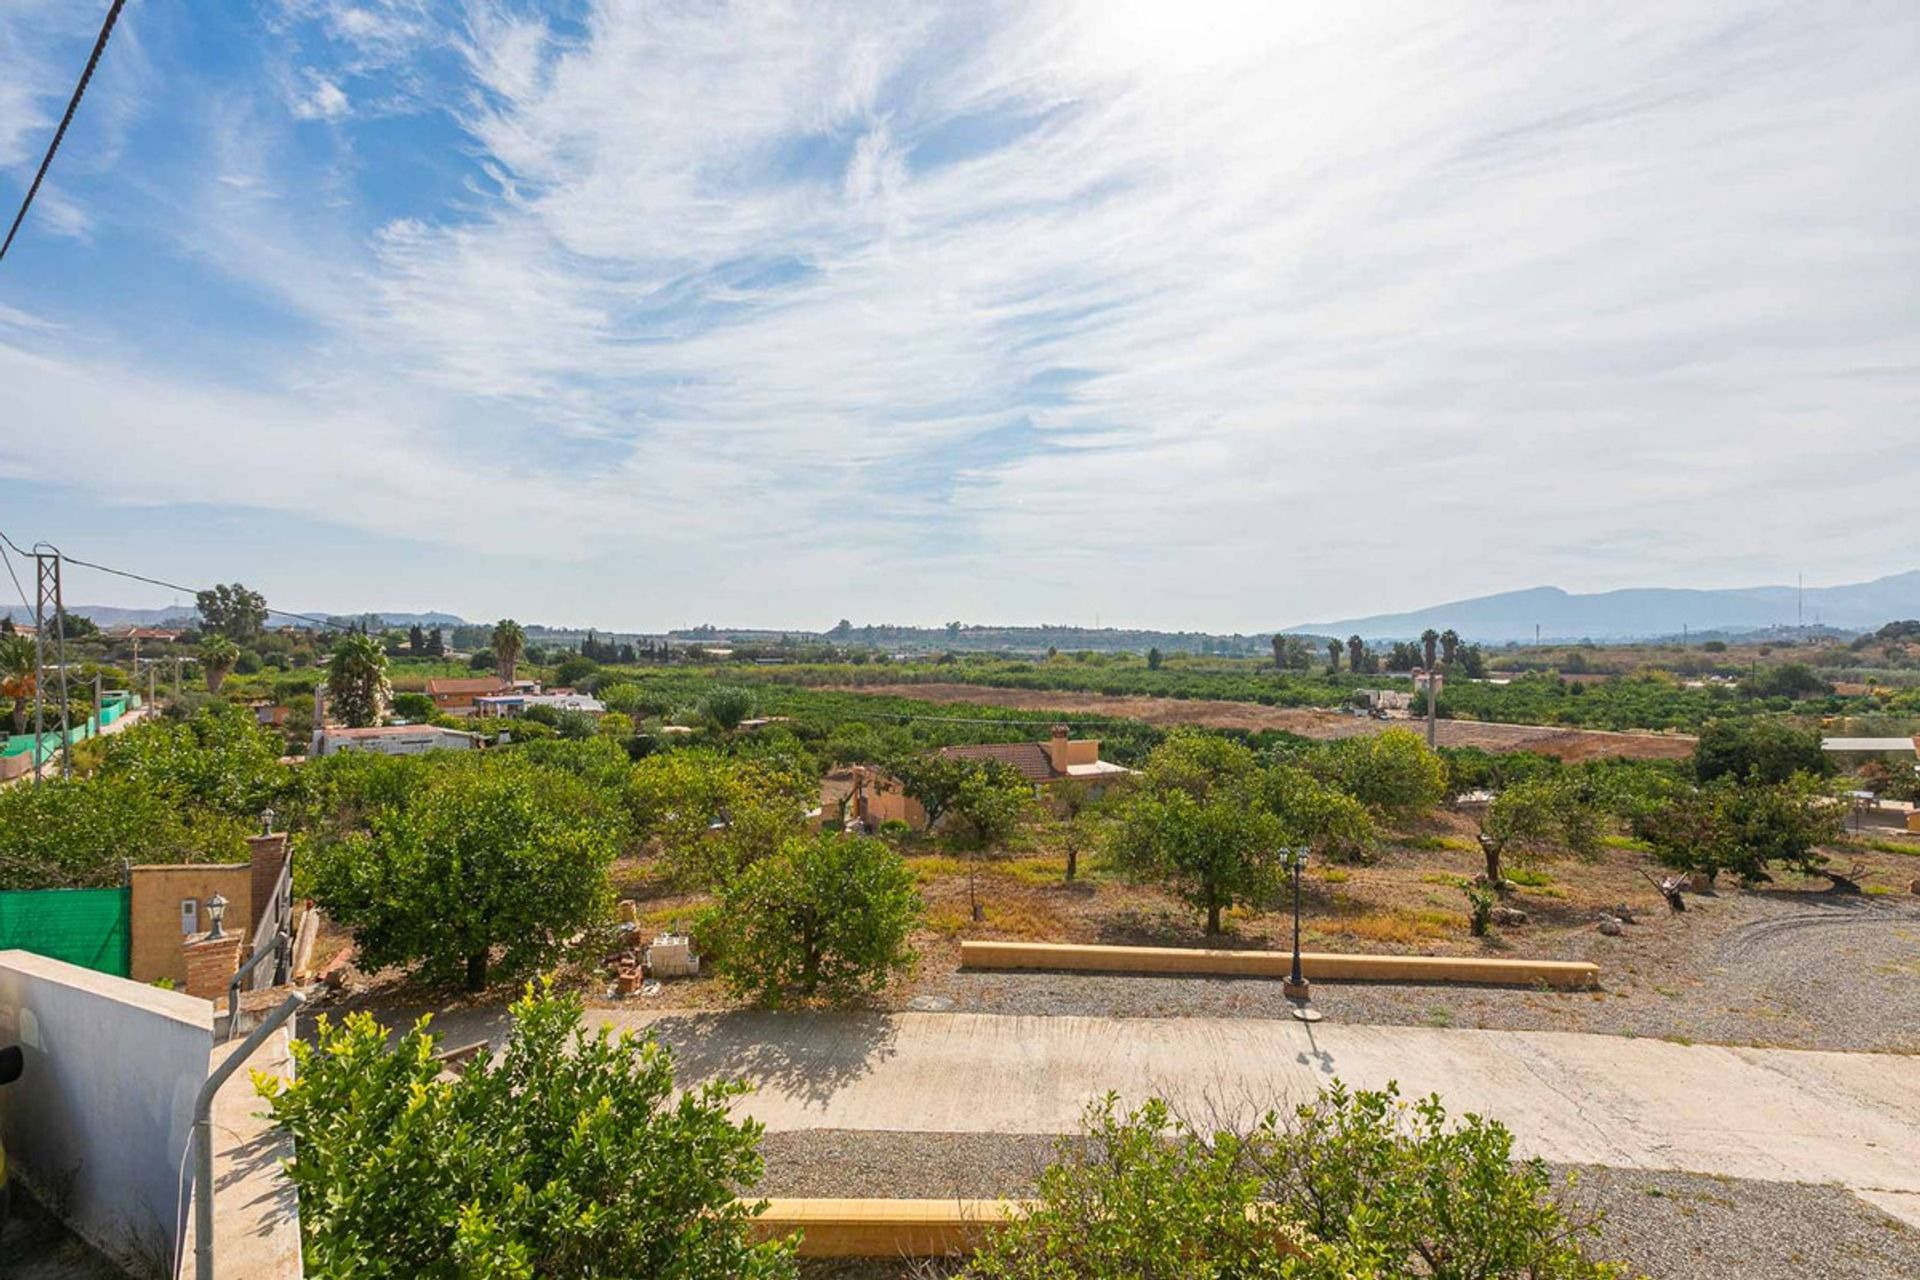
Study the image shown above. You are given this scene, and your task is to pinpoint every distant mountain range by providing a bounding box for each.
[0,605,471,629]
[13,572,1920,648]
[1286,572,1920,643]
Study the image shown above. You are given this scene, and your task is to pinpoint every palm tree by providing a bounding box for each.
[0,633,36,734]
[1271,634,1286,670]
[326,633,392,728]
[201,636,240,694]
[491,619,527,686]
[1347,634,1365,674]
[1440,629,1461,668]
[1325,638,1341,673]
[1420,628,1439,672]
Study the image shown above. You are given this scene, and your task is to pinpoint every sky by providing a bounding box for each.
[1,1,1916,633]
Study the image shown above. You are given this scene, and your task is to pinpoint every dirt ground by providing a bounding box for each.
[829,682,1697,761]
[313,814,1920,1055]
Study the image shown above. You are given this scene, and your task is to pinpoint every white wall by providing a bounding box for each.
[0,949,213,1269]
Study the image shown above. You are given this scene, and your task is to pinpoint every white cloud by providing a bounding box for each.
[290,69,350,120]
[5,1,1919,628]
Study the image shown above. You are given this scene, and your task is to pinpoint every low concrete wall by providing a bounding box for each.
[960,940,1600,990]
[748,1198,1308,1258]
[0,949,213,1268]
[751,1198,1028,1257]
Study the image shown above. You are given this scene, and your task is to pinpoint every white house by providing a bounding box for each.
[311,724,481,757]
[472,692,608,718]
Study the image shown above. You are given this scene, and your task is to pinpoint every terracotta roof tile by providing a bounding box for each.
[937,741,1060,783]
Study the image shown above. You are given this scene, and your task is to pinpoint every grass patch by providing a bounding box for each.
[1603,835,1653,853]
[1327,907,1456,945]
[923,906,970,937]
[1864,884,1897,896]
[1401,835,1476,853]
[1848,836,1920,858]
[1419,872,1469,888]
[1002,855,1068,885]
[1505,867,1554,888]
[904,854,972,883]
[979,899,1065,939]
[1317,868,1351,885]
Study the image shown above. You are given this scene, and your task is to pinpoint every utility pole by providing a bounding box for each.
[92,672,102,738]
[172,655,182,700]
[33,549,71,780]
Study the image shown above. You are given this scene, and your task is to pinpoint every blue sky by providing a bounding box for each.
[2,1,1917,632]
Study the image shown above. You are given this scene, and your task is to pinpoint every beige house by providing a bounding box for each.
[821,726,1131,832]
[425,676,510,714]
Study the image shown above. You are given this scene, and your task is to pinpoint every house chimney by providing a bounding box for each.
[1048,724,1070,773]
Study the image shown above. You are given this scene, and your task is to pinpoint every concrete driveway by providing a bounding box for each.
[617,1010,1920,1205]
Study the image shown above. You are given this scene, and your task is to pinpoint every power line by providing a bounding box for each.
[0,0,127,266]
[0,525,353,634]
[0,537,31,615]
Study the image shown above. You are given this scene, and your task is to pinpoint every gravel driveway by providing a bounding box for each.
[913,892,1920,1052]
[763,1130,1920,1280]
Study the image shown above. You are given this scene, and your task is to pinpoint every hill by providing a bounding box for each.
[1287,572,1920,643]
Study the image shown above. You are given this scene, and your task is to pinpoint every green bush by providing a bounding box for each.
[969,1083,1620,1279]
[260,983,796,1280]
[698,685,757,732]
[1633,775,1843,885]
[628,750,813,889]
[1317,729,1446,818]
[969,1095,1290,1280]
[391,692,435,720]
[1111,770,1285,935]
[1693,718,1828,786]
[0,774,249,889]
[709,833,920,1006]
[307,753,618,990]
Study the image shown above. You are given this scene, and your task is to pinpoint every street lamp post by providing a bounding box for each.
[1280,846,1321,1023]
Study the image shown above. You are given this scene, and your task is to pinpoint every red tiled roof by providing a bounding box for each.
[426,677,508,696]
[937,741,1060,783]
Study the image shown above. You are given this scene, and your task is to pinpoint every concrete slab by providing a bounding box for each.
[619,1010,1920,1196]
[176,1028,301,1280]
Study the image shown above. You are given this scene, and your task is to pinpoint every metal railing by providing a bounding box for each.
[225,854,293,1038]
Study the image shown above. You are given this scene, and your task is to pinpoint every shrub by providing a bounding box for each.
[709,833,920,1006]
[552,655,599,688]
[0,774,248,889]
[390,691,435,720]
[968,1095,1289,1280]
[92,701,291,820]
[698,685,757,732]
[307,753,618,990]
[1319,729,1447,817]
[1633,776,1843,885]
[1111,773,1285,935]
[628,750,813,889]
[1693,719,1828,786]
[260,983,796,1280]
[1464,883,1495,936]
[1477,775,1607,886]
[970,1082,1619,1279]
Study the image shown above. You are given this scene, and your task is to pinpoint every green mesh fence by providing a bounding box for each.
[0,887,131,976]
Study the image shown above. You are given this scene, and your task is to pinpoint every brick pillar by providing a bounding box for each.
[247,833,290,937]
[182,932,243,1001]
